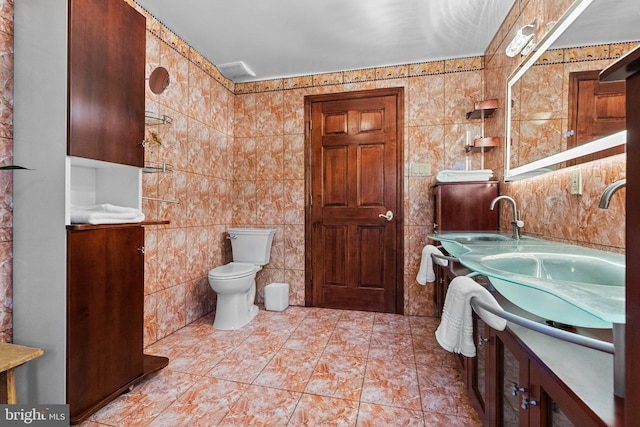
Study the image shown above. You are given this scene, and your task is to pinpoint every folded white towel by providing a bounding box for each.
[436,169,493,183]
[435,276,507,357]
[71,203,145,225]
[416,245,448,285]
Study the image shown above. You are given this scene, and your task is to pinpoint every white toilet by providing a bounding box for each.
[208,228,276,330]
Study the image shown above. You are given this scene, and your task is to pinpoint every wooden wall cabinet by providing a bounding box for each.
[68,0,146,167]
[433,181,499,233]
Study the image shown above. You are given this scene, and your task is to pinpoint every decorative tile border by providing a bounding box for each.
[535,41,640,66]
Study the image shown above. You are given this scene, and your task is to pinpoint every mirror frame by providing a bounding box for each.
[504,0,627,181]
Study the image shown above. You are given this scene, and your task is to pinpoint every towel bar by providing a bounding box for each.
[470,297,614,354]
[430,248,460,270]
[142,196,180,204]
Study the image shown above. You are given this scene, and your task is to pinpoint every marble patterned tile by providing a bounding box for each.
[218,384,301,426]
[84,307,485,425]
[283,323,333,355]
[323,326,372,359]
[408,74,445,127]
[361,358,422,410]
[89,369,199,426]
[305,353,366,400]
[373,312,411,334]
[253,348,319,392]
[356,403,425,426]
[205,345,275,384]
[156,284,187,339]
[336,310,375,332]
[368,331,414,363]
[288,393,359,426]
[147,376,248,427]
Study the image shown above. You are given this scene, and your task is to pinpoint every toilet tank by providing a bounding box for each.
[228,228,276,265]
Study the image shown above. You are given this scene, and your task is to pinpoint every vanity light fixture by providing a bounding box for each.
[506,24,536,57]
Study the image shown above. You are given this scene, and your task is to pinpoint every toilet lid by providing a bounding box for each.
[208,262,257,280]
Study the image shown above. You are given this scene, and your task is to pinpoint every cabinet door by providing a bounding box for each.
[493,331,531,427]
[434,182,499,232]
[468,314,489,419]
[68,0,146,167]
[528,362,601,427]
[67,227,144,419]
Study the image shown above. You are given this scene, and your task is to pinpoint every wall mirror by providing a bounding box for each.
[505,0,639,180]
[148,66,170,94]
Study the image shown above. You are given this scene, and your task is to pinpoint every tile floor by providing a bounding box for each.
[79,307,481,426]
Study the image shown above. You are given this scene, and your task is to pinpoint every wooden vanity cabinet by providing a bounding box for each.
[67,224,168,424]
[68,0,146,167]
[435,265,623,426]
[67,226,144,422]
[485,325,610,427]
[433,181,499,233]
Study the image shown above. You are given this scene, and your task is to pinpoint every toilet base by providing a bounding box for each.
[213,298,259,330]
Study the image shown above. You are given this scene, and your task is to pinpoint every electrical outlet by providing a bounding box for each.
[570,169,582,195]
[411,163,431,176]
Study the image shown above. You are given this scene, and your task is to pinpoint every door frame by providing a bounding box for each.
[303,87,405,313]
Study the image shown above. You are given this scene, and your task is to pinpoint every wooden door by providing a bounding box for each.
[68,0,146,167]
[67,226,144,422]
[567,70,625,165]
[305,88,403,313]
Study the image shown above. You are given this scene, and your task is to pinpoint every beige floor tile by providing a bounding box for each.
[85,307,479,426]
[218,384,301,426]
[253,348,319,392]
[304,354,367,401]
[288,393,359,426]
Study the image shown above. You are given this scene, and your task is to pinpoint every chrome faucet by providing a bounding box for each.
[598,179,626,209]
[490,196,524,240]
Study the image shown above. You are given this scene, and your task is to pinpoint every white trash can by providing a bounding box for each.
[264,282,289,311]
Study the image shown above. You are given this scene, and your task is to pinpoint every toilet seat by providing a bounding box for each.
[208,262,256,280]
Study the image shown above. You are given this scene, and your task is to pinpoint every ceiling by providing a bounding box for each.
[133,0,516,82]
[133,0,640,83]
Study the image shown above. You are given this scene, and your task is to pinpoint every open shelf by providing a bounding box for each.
[466,98,499,120]
[144,111,172,126]
[465,137,500,153]
[143,161,173,173]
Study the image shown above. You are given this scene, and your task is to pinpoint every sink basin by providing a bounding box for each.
[430,232,625,327]
[470,251,625,328]
[437,232,514,243]
[430,232,514,257]
[481,252,624,287]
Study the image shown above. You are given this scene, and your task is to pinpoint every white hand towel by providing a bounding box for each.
[71,204,145,225]
[435,276,507,357]
[436,169,493,183]
[416,245,448,285]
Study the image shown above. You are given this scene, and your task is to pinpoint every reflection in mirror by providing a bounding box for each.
[148,67,170,94]
[505,0,639,180]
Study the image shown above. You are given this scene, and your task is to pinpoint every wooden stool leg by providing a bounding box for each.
[0,369,16,404]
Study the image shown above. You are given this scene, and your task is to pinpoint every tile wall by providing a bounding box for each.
[138,4,236,345]
[0,0,12,342]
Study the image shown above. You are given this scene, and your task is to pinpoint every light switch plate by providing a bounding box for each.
[411,163,431,176]
[570,169,582,195]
